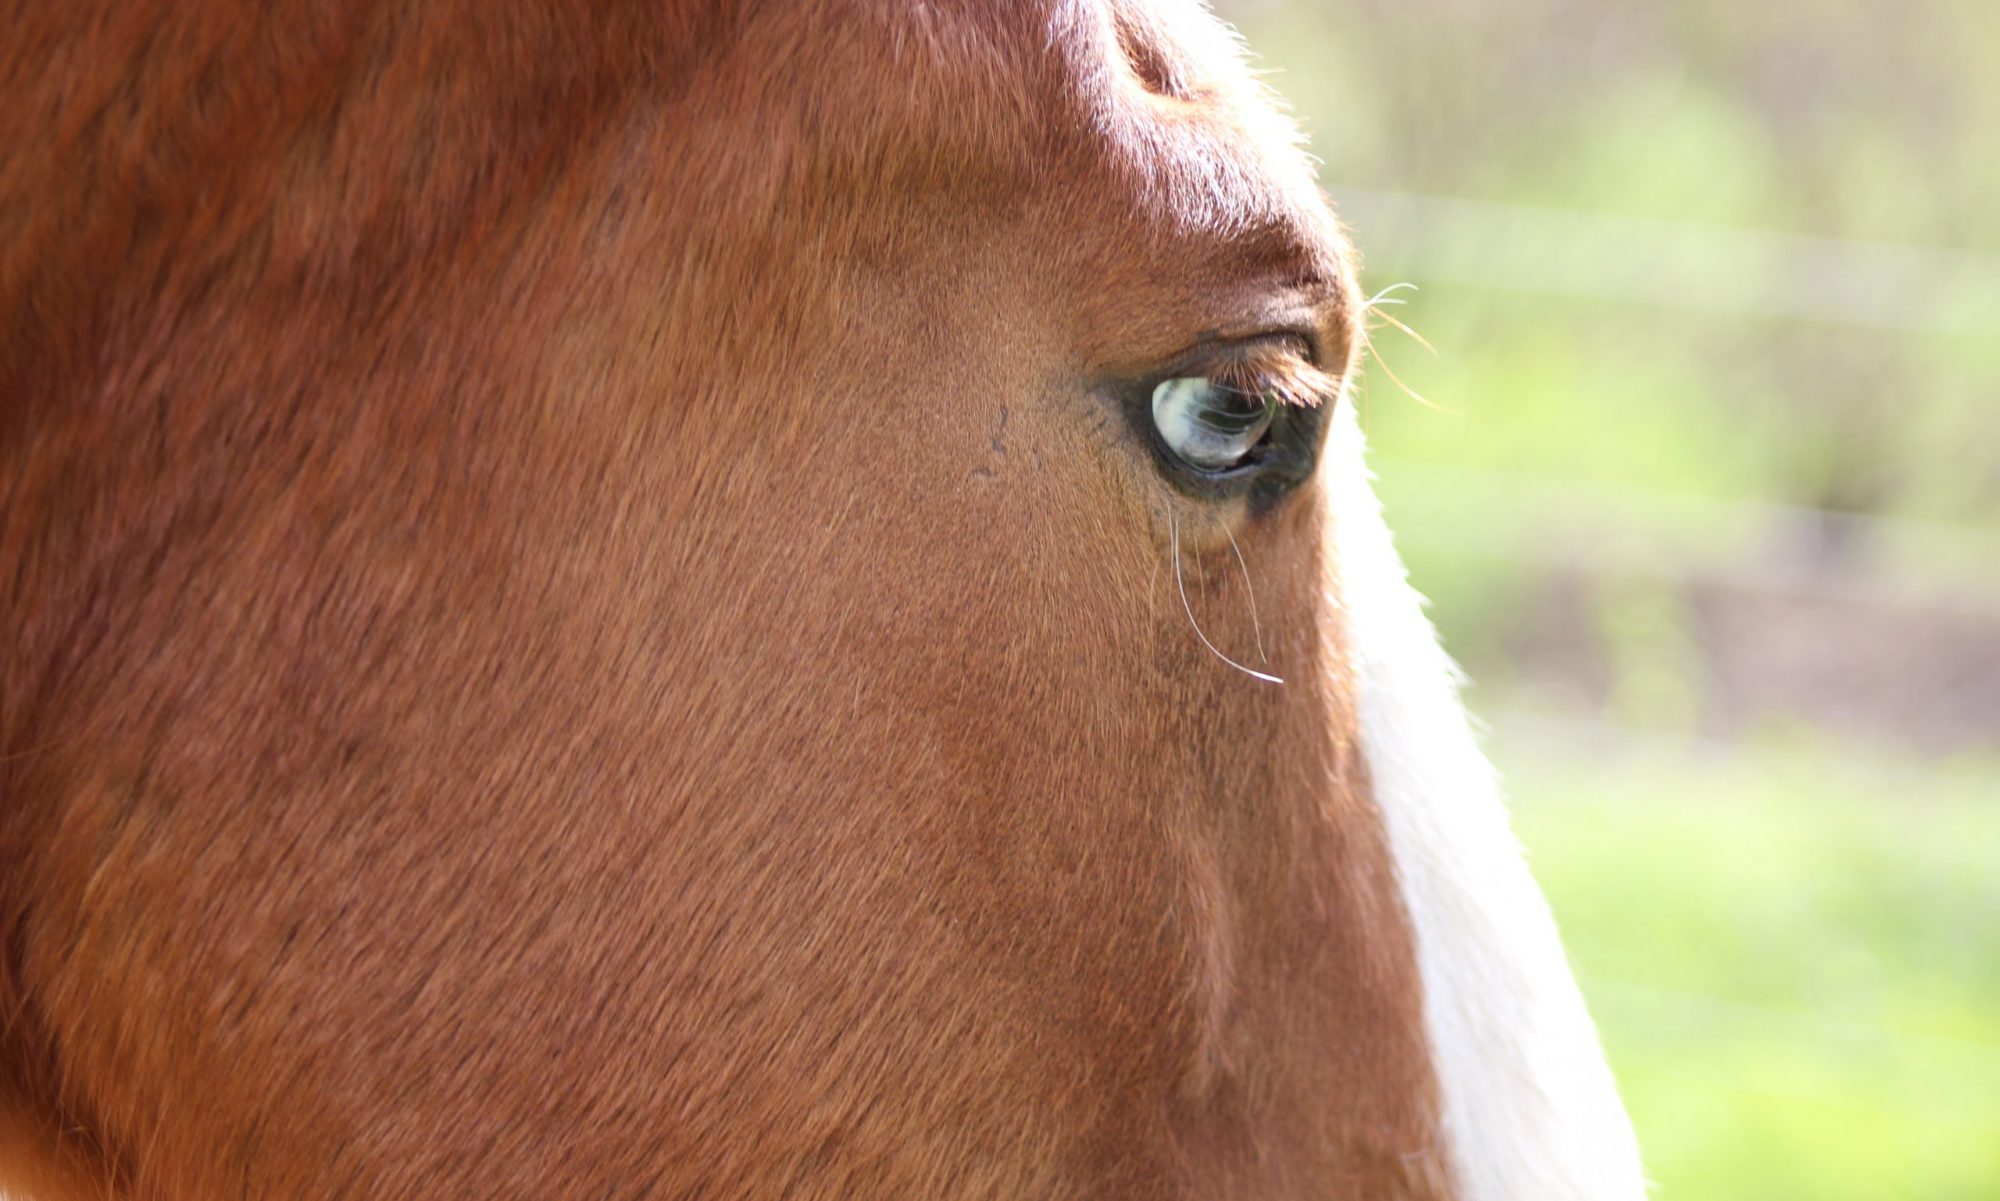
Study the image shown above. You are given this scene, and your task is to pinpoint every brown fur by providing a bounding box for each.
[1,3,1454,1197]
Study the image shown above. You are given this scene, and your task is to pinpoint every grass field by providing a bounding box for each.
[1494,717,2000,1201]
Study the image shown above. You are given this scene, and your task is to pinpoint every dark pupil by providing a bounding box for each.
[1193,384,1270,436]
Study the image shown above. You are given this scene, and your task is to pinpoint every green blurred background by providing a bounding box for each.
[1216,1,2000,1197]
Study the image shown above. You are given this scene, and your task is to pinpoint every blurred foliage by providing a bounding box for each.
[1220,2,2000,1198]
[1228,0,2000,527]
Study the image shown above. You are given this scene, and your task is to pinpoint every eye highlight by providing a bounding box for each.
[1150,376,1278,470]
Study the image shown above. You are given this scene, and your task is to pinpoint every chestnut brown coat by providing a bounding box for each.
[2,3,1641,1199]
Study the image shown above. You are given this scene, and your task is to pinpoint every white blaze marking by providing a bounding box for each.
[1324,403,1648,1201]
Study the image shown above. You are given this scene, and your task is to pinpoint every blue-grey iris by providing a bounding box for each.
[1150,376,1276,470]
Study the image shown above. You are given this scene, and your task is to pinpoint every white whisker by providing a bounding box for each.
[1362,280,1419,309]
[1222,523,1269,665]
[1171,510,1284,686]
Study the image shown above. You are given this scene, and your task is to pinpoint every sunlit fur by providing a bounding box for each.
[2,2,1633,1198]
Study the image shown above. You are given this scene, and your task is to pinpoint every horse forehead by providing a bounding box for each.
[737,0,1332,240]
[701,0,1351,382]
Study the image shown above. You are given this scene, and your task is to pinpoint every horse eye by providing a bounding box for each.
[1150,376,1277,471]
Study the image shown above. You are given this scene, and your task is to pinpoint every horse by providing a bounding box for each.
[0,2,1645,1197]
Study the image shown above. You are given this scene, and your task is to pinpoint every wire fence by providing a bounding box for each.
[1325,188,2000,741]
[1373,457,2000,620]
[1330,187,2000,336]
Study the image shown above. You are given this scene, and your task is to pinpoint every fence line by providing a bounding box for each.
[1577,974,2000,1093]
[1328,187,2000,335]
[1480,704,2000,797]
[1368,458,2000,620]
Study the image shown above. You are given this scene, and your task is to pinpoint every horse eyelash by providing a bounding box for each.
[1202,345,1341,410]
